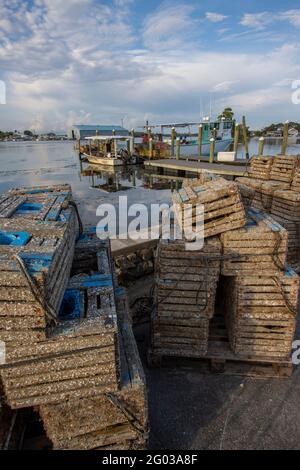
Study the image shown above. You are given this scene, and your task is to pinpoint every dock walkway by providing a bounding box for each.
[144,158,248,178]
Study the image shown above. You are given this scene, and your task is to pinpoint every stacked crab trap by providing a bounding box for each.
[237,154,300,273]
[149,171,299,377]
[0,185,148,450]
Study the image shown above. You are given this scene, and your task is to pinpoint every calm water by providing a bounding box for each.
[0,141,171,226]
[0,139,299,226]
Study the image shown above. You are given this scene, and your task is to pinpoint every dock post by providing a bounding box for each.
[149,137,153,159]
[209,138,215,163]
[112,129,117,157]
[130,128,135,154]
[258,137,265,156]
[233,123,239,155]
[198,124,203,162]
[126,138,131,155]
[281,120,289,155]
[242,116,249,160]
[176,137,180,160]
[171,127,176,157]
[95,130,101,152]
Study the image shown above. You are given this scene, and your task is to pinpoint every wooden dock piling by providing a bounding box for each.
[242,116,249,160]
[176,137,180,160]
[130,128,135,154]
[171,127,176,157]
[233,123,239,154]
[281,121,289,155]
[258,137,265,156]
[209,138,215,163]
[198,124,203,162]
[149,137,153,159]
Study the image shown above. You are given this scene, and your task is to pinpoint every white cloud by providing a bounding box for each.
[241,9,300,29]
[273,78,295,87]
[280,9,300,27]
[0,2,300,131]
[240,12,271,29]
[205,12,228,23]
[213,81,238,92]
[143,3,196,49]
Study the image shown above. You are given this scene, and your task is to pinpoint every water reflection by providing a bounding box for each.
[78,157,181,193]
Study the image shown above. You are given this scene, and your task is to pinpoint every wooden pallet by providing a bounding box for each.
[147,314,293,378]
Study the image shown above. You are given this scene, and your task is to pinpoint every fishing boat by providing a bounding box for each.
[83,135,138,167]
[160,118,233,156]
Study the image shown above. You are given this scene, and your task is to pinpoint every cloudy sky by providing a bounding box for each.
[0,0,300,132]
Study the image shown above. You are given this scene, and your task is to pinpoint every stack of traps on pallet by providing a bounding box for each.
[172,177,246,238]
[0,185,77,344]
[153,175,244,357]
[152,173,299,363]
[0,227,148,450]
[224,270,299,358]
[221,208,299,359]
[154,236,221,356]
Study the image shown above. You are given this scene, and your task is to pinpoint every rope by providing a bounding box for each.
[105,392,149,439]
[271,230,286,272]
[271,276,299,317]
[153,241,290,315]
[154,251,241,315]
[68,200,83,238]
[243,156,250,176]
[13,254,58,324]
[257,182,271,211]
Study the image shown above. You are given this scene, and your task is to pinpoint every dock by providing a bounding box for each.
[144,158,248,178]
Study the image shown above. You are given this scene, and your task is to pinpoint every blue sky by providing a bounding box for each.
[0,0,300,131]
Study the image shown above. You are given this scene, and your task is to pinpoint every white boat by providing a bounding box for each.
[83,153,123,167]
[84,135,137,166]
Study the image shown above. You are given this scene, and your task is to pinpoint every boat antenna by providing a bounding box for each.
[200,97,203,121]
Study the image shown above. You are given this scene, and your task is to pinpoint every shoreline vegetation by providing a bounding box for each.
[1,120,299,142]
[0,130,69,142]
